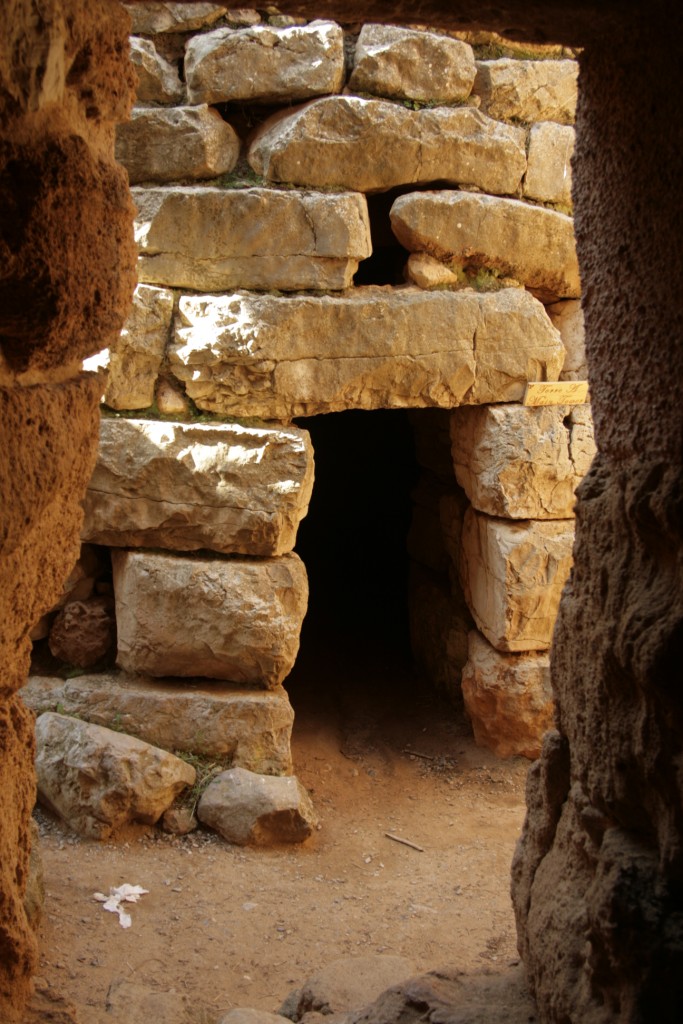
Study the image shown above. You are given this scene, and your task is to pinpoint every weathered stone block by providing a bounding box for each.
[405,252,462,289]
[185,21,345,104]
[458,508,575,652]
[170,287,564,419]
[450,403,595,519]
[116,106,240,185]
[390,191,580,302]
[112,550,308,686]
[248,97,526,195]
[546,298,587,380]
[104,283,174,410]
[35,712,195,839]
[197,767,317,845]
[48,596,115,668]
[523,121,574,207]
[124,3,229,34]
[349,24,476,103]
[133,186,371,291]
[473,58,578,124]
[82,417,314,556]
[129,37,184,105]
[461,630,554,759]
[22,673,294,774]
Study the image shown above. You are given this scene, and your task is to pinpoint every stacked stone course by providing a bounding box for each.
[26,4,594,776]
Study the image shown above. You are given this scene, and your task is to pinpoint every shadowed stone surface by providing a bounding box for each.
[170,287,564,419]
[349,24,475,102]
[35,712,195,839]
[185,21,345,105]
[462,629,554,759]
[103,283,174,410]
[22,673,294,774]
[473,58,578,124]
[458,508,575,652]
[547,298,587,381]
[129,37,184,105]
[198,767,317,845]
[450,403,595,519]
[134,186,371,291]
[113,550,308,686]
[83,417,314,556]
[391,191,580,302]
[248,97,526,194]
[116,105,240,184]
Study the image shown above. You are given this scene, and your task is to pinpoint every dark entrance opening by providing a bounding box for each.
[286,409,420,711]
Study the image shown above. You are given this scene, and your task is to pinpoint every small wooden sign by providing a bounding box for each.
[523,381,589,406]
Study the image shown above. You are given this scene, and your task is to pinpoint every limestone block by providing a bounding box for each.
[461,630,554,759]
[104,283,174,410]
[112,550,308,686]
[22,673,294,774]
[185,21,345,105]
[459,508,575,652]
[523,122,575,207]
[134,186,371,292]
[405,253,461,289]
[197,767,317,845]
[390,191,580,302]
[348,24,476,103]
[450,404,596,519]
[82,417,314,556]
[124,3,229,34]
[35,712,196,839]
[473,59,578,124]
[116,106,240,185]
[546,298,587,380]
[248,97,526,195]
[129,37,184,105]
[170,287,564,419]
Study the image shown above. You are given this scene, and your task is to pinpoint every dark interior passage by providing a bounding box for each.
[287,409,421,703]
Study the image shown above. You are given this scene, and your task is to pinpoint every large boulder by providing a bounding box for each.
[461,629,554,759]
[450,403,595,519]
[104,283,174,410]
[248,97,526,195]
[473,58,578,124]
[133,186,371,291]
[116,106,240,184]
[34,712,195,839]
[185,21,345,104]
[82,417,314,556]
[197,767,317,845]
[458,508,575,652]
[112,550,308,686]
[23,673,294,774]
[169,287,564,419]
[390,191,580,302]
[523,121,575,207]
[129,37,184,105]
[348,24,475,103]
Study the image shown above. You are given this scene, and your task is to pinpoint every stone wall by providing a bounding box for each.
[25,7,594,780]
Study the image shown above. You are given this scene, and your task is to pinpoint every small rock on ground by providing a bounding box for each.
[278,955,415,1020]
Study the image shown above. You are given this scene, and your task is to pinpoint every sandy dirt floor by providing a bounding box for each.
[31,631,530,1024]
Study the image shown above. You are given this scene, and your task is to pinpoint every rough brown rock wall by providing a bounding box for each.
[511,8,683,1021]
[0,2,136,1019]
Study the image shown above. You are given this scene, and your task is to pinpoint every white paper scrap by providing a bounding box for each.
[93,884,149,929]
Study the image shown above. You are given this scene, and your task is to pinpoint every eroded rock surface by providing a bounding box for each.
[248,97,526,194]
[473,58,578,124]
[129,37,184,105]
[523,121,574,207]
[461,629,554,758]
[458,508,575,652]
[185,21,345,104]
[83,417,314,556]
[197,767,317,845]
[547,298,587,381]
[134,186,371,291]
[349,24,475,103]
[47,596,116,668]
[450,403,595,519]
[112,550,308,686]
[170,287,564,419]
[35,712,195,839]
[103,283,174,410]
[23,673,294,773]
[279,955,415,1021]
[390,191,580,302]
